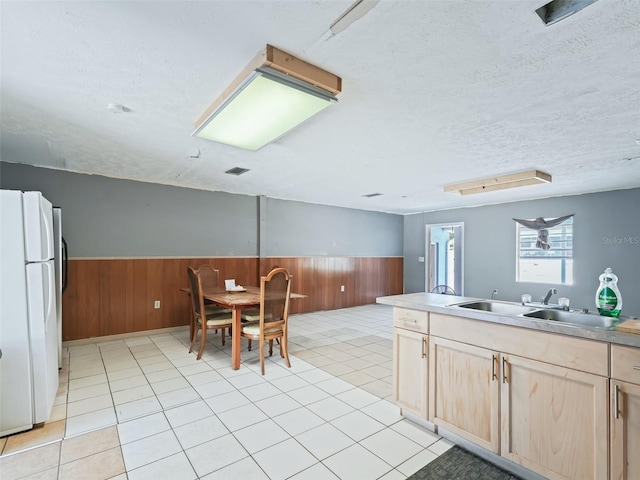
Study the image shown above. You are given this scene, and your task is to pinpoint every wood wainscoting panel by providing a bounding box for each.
[260,257,403,315]
[63,257,260,341]
[63,256,402,341]
[354,257,403,306]
[65,259,101,341]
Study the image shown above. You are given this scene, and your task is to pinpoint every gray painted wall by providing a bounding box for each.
[0,162,403,258]
[0,163,259,257]
[264,197,403,257]
[404,188,640,317]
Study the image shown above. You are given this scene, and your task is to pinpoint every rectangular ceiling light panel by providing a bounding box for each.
[535,0,599,25]
[444,170,552,195]
[193,45,341,151]
[194,69,335,151]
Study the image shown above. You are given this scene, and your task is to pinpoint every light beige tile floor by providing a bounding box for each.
[0,304,452,479]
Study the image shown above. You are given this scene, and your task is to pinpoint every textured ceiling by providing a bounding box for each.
[1,0,639,214]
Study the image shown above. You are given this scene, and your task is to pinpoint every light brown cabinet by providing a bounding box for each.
[501,353,608,480]
[393,327,428,418]
[390,308,640,480]
[429,336,500,453]
[610,345,640,480]
[392,308,429,419]
[427,313,609,480]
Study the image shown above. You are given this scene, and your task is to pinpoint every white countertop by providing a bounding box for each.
[377,292,640,348]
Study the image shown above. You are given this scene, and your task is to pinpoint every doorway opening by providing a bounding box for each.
[426,223,464,295]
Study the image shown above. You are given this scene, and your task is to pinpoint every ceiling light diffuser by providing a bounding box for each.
[193,45,341,151]
[535,0,599,25]
[444,170,552,195]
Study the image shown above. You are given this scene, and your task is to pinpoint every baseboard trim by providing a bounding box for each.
[62,325,189,347]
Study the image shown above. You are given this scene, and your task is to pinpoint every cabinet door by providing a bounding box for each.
[429,336,500,453]
[501,354,608,480]
[393,328,428,418]
[611,381,640,480]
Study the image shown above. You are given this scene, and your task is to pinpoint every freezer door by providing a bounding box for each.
[0,192,33,436]
[26,260,59,423]
[23,192,54,262]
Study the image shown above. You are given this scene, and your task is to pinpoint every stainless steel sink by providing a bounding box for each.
[453,301,538,316]
[523,309,618,328]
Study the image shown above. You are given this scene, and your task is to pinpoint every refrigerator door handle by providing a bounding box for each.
[62,237,68,293]
[41,201,54,259]
[44,262,55,331]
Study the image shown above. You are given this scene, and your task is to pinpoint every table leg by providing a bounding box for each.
[231,308,242,370]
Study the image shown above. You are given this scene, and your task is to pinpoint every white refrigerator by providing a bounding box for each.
[0,190,60,437]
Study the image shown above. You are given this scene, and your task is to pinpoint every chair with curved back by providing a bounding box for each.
[240,267,292,375]
[197,264,233,342]
[187,266,233,360]
[198,264,220,291]
[198,264,232,313]
[431,285,456,295]
[241,265,280,322]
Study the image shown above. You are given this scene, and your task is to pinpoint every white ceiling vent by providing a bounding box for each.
[535,0,599,25]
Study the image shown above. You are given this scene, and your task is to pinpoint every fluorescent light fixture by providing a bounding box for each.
[193,45,341,151]
[444,170,552,195]
[535,0,599,26]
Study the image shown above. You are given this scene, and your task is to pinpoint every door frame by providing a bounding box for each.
[425,222,464,295]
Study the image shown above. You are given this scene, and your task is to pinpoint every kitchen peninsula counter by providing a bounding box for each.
[377,292,640,348]
[379,292,640,480]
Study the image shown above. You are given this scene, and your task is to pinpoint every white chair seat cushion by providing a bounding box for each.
[198,312,232,327]
[241,321,282,335]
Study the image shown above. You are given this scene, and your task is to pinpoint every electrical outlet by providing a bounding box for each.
[418,256,425,263]
[340,285,345,292]
[154,300,161,309]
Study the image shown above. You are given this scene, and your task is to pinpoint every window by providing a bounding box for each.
[516,216,573,284]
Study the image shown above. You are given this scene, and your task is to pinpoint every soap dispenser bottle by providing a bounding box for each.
[595,267,622,317]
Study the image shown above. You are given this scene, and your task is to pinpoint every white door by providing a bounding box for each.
[26,260,59,423]
[23,192,54,262]
[0,191,34,436]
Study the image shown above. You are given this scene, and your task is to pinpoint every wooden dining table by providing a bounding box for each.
[182,286,306,370]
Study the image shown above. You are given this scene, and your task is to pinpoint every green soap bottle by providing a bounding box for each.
[595,267,622,317]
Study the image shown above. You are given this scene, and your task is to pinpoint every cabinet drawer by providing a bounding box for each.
[393,308,428,333]
[611,344,640,384]
[430,313,609,376]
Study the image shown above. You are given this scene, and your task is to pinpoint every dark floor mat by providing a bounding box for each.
[407,446,523,480]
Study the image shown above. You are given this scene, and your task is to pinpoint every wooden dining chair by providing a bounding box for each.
[240,267,292,375]
[187,267,233,360]
[198,264,232,312]
[197,264,233,342]
[242,265,280,321]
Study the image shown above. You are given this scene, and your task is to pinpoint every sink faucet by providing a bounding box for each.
[491,289,498,300]
[542,288,557,305]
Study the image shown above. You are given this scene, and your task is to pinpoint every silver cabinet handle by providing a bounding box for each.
[491,355,498,381]
[614,384,620,419]
[633,366,640,371]
[421,337,427,358]
[502,357,508,384]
